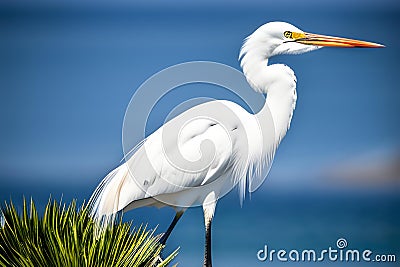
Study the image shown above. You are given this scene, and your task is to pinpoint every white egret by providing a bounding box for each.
[89,22,383,266]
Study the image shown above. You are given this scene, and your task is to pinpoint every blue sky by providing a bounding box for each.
[2,0,399,7]
[1,3,399,266]
[0,1,399,198]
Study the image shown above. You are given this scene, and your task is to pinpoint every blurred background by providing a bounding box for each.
[0,0,399,266]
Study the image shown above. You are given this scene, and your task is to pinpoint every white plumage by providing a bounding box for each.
[89,99,277,215]
[88,21,383,266]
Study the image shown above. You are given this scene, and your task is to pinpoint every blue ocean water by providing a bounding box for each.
[0,2,399,266]
[1,182,399,266]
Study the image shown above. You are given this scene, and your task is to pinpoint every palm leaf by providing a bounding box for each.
[0,198,178,267]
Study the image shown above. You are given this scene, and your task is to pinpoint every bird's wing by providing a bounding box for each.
[89,101,239,218]
[127,114,234,198]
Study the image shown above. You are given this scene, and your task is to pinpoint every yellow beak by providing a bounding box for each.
[296,32,385,48]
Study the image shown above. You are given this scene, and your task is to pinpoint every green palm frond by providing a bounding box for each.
[0,198,178,267]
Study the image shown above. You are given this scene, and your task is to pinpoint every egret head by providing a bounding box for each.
[240,21,384,59]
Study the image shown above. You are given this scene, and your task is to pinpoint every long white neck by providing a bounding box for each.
[240,50,297,142]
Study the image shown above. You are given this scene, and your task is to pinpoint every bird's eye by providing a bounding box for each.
[284,31,293,39]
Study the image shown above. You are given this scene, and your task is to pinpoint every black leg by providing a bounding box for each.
[203,217,212,267]
[159,210,184,245]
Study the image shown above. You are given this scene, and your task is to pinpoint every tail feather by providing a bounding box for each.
[88,163,138,227]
